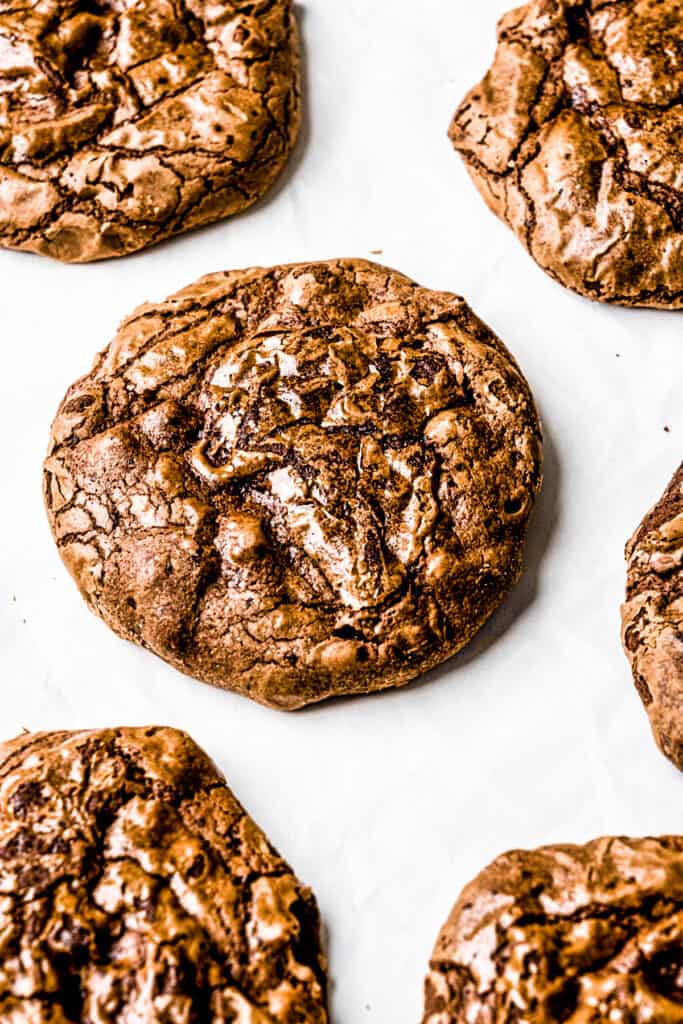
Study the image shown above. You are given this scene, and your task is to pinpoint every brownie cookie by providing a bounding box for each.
[0,726,328,1022]
[622,463,683,771]
[450,0,683,307]
[424,835,683,1024]
[44,259,542,709]
[0,0,299,262]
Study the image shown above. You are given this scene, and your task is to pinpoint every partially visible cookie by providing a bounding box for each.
[0,726,328,1023]
[424,835,683,1024]
[43,259,542,709]
[0,0,300,262]
[450,0,683,307]
[622,463,683,771]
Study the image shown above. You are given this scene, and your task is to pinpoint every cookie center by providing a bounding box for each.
[189,324,470,610]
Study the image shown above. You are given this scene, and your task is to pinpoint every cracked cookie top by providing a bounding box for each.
[0,0,300,261]
[450,0,683,307]
[43,259,542,709]
[423,835,683,1024]
[0,726,328,1023]
[622,463,683,771]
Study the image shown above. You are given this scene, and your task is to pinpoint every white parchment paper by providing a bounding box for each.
[1,3,682,1022]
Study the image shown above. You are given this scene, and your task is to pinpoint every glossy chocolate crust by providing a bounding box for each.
[622,463,683,772]
[0,0,300,262]
[0,726,328,1023]
[43,259,542,710]
[450,0,683,307]
[424,835,683,1024]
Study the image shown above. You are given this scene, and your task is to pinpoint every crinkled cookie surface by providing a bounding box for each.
[424,835,683,1024]
[622,463,683,772]
[0,0,300,261]
[44,259,542,709]
[0,726,328,1023]
[450,0,683,307]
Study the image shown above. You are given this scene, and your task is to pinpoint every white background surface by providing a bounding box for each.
[1,1,682,1021]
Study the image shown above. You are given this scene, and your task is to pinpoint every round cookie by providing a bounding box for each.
[0,726,328,1022]
[424,835,683,1024]
[0,0,299,262]
[450,0,683,307]
[622,463,683,771]
[44,259,543,709]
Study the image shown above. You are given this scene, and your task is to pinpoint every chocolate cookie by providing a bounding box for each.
[450,1,683,307]
[0,726,328,1022]
[0,0,299,262]
[424,835,683,1023]
[622,463,683,771]
[44,259,542,709]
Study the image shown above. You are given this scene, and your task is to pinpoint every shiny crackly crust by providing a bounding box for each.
[0,0,299,262]
[622,463,683,772]
[423,835,683,1024]
[450,0,683,308]
[43,259,542,710]
[0,726,328,1023]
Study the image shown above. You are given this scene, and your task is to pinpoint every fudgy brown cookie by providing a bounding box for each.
[0,726,328,1023]
[424,835,683,1024]
[44,259,542,709]
[0,0,299,262]
[622,463,683,772]
[450,0,683,307]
